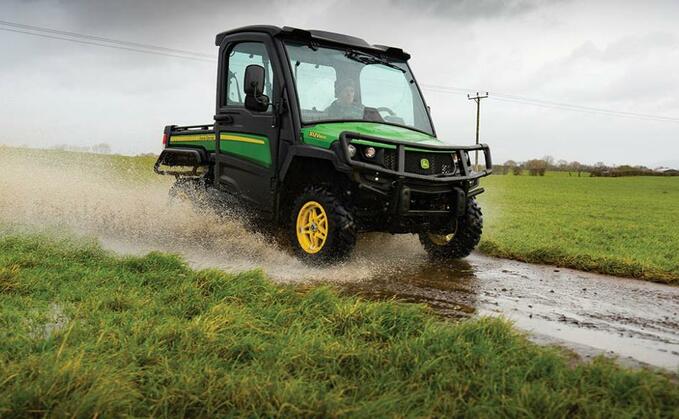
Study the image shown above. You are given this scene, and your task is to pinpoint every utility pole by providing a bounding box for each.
[467,92,488,171]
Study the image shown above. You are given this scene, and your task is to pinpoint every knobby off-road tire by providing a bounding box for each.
[419,198,483,260]
[290,186,356,265]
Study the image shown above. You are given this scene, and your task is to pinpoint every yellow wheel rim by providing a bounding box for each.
[296,201,328,254]
[428,221,458,246]
[428,232,455,246]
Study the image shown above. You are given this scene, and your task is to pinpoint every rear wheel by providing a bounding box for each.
[419,198,483,259]
[290,186,356,265]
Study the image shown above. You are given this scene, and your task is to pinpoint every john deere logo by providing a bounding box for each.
[420,158,430,169]
[308,131,327,140]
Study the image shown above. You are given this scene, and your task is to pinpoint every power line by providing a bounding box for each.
[422,84,679,123]
[0,19,215,58]
[493,94,679,122]
[2,19,678,124]
[488,96,679,124]
[423,85,679,123]
[467,92,488,170]
[0,26,215,62]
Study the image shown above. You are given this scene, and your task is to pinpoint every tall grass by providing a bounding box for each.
[1,234,678,417]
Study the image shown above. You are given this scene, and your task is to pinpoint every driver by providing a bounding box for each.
[324,78,364,119]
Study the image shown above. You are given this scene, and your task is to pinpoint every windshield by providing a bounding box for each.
[283,42,434,135]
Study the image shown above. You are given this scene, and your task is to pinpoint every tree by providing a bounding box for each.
[501,160,518,175]
[91,143,111,154]
[526,159,547,176]
[570,161,583,177]
[542,155,555,169]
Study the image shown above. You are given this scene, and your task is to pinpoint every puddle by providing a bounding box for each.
[344,254,679,371]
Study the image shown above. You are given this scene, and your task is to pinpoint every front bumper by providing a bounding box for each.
[339,131,492,183]
[337,131,492,221]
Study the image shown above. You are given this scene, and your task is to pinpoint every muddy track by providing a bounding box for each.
[343,254,679,371]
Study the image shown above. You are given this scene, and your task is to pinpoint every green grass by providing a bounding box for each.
[0,145,159,184]
[478,172,679,283]
[1,234,678,417]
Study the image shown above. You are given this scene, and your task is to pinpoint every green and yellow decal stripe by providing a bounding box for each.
[169,131,271,167]
[220,134,266,145]
[170,133,266,145]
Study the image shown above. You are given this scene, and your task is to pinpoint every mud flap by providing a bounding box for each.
[398,186,411,214]
[454,188,466,216]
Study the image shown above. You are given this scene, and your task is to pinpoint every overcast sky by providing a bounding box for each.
[1,0,678,167]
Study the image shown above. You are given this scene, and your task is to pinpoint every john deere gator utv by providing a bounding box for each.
[155,25,492,264]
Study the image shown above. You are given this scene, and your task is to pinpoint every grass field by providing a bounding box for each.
[478,172,679,283]
[0,145,159,183]
[1,234,678,417]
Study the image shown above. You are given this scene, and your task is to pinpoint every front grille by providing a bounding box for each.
[404,151,456,175]
[363,148,458,176]
[383,149,397,171]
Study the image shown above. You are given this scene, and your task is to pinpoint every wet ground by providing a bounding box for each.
[342,254,679,371]
[103,233,679,372]
[2,149,678,372]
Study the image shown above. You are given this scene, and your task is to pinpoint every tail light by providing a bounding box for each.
[162,133,168,146]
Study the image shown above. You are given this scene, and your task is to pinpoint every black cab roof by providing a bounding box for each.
[215,25,410,60]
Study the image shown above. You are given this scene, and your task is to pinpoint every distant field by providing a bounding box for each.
[0,145,159,184]
[478,172,679,283]
[1,234,678,417]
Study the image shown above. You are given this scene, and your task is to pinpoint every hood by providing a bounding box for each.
[301,121,442,149]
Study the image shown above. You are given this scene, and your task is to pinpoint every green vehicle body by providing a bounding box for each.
[300,122,441,149]
[167,122,445,169]
[169,131,272,167]
[154,25,492,263]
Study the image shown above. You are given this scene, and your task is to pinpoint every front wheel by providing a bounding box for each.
[419,198,483,260]
[290,186,356,265]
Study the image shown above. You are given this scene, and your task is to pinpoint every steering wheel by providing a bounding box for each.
[376,107,396,117]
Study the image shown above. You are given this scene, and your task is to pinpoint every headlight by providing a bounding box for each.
[347,144,357,158]
[363,146,376,159]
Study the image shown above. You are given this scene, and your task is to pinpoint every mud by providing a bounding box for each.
[1,148,678,371]
[343,256,679,371]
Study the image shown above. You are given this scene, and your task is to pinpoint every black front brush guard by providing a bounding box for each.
[338,131,492,182]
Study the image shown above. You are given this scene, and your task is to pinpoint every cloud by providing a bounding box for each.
[1,0,678,164]
[387,0,558,20]
[525,32,679,106]
[567,32,677,63]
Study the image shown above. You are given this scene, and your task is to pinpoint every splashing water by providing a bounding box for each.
[0,148,428,283]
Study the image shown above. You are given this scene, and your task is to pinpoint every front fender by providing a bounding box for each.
[278,143,350,182]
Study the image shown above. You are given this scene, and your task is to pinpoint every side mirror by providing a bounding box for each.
[244,64,269,112]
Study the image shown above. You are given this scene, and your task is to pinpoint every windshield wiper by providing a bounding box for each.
[345,49,406,73]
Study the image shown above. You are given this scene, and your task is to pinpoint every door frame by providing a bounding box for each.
[214,32,285,215]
